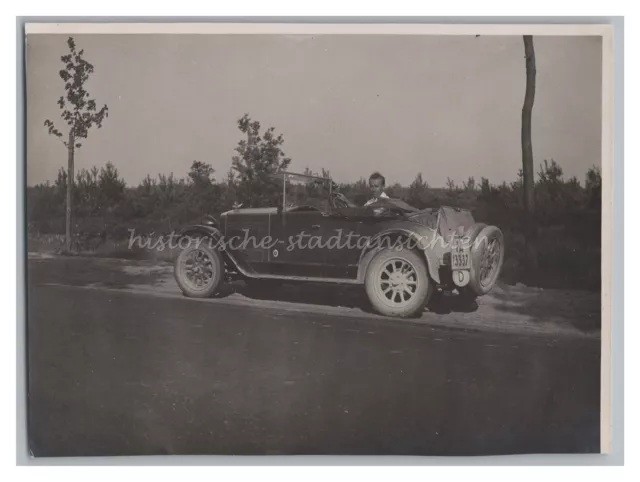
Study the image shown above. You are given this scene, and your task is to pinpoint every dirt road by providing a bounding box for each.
[25,256,601,456]
[28,254,601,338]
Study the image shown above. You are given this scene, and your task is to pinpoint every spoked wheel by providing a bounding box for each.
[365,248,432,318]
[378,259,419,306]
[174,242,224,298]
[184,250,215,289]
[479,238,501,289]
[468,225,505,296]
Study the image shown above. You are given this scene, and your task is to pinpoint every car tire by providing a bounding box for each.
[467,225,505,296]
[365,248,432,318]
[174,241,225,298]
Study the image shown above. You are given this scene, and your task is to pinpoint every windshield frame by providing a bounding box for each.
[267,171,334,213]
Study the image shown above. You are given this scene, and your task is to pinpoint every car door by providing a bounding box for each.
[320,209,371,279]
[267,209,327,278]
[223,210,273,274]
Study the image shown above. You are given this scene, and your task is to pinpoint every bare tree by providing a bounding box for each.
[521,35,537,274]
[521,35,536,219]
[44,37,109,251]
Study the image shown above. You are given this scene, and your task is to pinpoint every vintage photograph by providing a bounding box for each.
[25,24,608,456]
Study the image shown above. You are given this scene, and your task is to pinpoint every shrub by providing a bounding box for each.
[27,159,601,290]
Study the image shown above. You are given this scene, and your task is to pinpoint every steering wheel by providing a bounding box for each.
[331,192,352,209]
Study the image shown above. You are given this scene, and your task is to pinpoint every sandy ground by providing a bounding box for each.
[27,253,601,338]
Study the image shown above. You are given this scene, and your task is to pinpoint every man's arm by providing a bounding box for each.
[333,192,356,208]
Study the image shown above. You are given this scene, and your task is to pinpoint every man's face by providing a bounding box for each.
[369,177,384,198]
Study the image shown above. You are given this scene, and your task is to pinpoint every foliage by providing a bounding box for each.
[30,104,603,291]
[44,37,109,146]
[43,36,109,250]
[231,114,292,207]
[187,161,215,187]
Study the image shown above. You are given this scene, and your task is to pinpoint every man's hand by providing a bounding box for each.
[332,192,355,208]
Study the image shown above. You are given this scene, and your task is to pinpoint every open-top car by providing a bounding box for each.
[174,171,504,318]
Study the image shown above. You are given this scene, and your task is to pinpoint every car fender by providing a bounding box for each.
[179,224,223,243]
[356,226,441,284]
[178,224,255,275]
[463,223,488,244]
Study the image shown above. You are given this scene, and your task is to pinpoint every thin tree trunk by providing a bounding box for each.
[521,35,537,277]
[522,35,536,215]
[66,131,75,252]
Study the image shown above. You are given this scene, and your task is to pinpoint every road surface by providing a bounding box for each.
[26,256,601,456]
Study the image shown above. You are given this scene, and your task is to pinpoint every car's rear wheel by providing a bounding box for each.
[174,242,224,298]
[365,248,432,318]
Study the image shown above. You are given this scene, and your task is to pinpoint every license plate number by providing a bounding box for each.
[451,242,471,270]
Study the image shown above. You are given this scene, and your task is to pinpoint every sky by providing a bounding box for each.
[26,34,602,187]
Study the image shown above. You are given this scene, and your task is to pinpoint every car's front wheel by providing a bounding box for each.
[174,241,224,298]
[365,248,432,318]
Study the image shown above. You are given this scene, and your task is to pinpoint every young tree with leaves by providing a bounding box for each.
[97,162,126,211]
[407,172,429,208]
[44,37,109,251]
[187,160,215,187]
[231,114,292,207]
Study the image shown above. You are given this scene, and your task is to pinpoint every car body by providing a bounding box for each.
[174,171,505,318]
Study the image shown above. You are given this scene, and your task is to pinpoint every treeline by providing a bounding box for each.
[27,157,602,291]
[27,113,601,290]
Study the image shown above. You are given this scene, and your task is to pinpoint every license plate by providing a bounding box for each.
[451,240,471,270]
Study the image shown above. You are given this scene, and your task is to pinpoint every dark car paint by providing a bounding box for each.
[179,201,482,288]
[216,205,452,284]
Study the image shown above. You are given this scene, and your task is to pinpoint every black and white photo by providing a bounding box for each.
[24,23,612,457]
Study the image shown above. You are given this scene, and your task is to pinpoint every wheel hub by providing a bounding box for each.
[480,239,500,286]
[184,249,214,290]
[378,259,418,306]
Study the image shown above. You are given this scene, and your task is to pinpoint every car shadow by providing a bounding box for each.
[216,280,601,333]
[229,280,373,312]
[426,291,480,315]
[217,280,477,318]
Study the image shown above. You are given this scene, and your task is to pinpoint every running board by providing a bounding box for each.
[224,251,362,285]
[239,273,362,284]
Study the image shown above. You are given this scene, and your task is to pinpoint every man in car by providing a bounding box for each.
[365,171,389,206]
[331,171,389,210]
